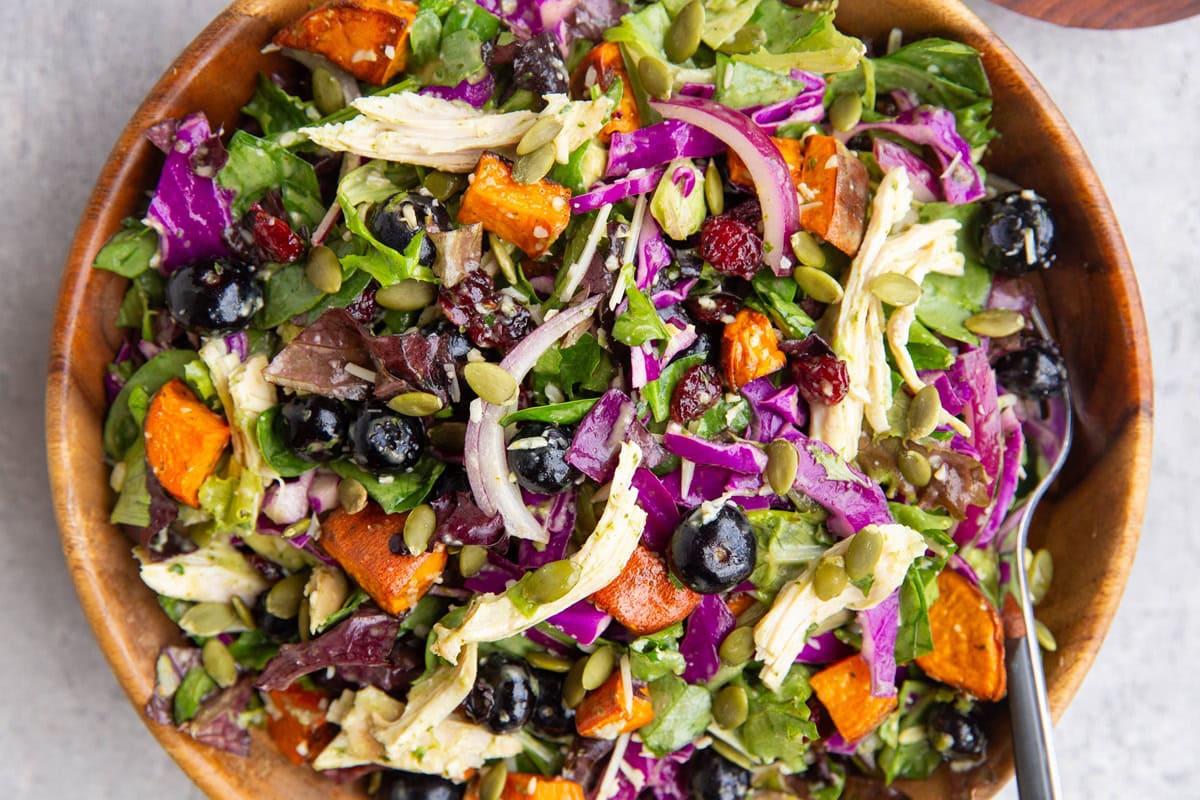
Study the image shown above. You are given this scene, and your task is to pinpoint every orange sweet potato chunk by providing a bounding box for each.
[320,502,446,615]
[458,153,572,259]
[575,670,654,739]
[721,308,787,390]
[143,378,230,508]
[797,134,868,256]
[915,569,1007,701]
[265,685,336,766]
[500,774,586,800]
[273,0,418,86]
[810,653,899,743]
[570,42,640,143]
[591,545,701,635]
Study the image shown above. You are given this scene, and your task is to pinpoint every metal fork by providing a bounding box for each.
[1005,315,1072,799]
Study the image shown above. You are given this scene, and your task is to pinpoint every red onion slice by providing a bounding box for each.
[651,96,801,276]
[465,295,604,540]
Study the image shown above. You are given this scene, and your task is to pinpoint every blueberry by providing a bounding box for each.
[993,342,1067,398]
[686,749,752,800]
[927,703,987,761]
[373,771,464,800]
[978,191,1055,275]
[370,194,448,266]
[669,502,757,594]
[463,654,536,734]
[277,395,349,462]
[528,668,576,739]
[165,259,262,333]
[512,32,569,109]
[348,404,426,472]
[507,423,578,495]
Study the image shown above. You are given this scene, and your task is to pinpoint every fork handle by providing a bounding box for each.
[1006,616,1063,799]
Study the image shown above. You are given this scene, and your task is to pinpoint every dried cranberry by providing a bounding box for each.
[726,199,762,228]
[685,293,741,326]
[792,354,850,405]
[248,203,305,263]
[345,281,381,325]
[699,215,763,279]
[670,364,723,424]
[512,32,569,109]
[440,270,533,353]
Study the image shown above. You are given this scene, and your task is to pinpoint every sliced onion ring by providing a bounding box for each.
[651,96,801,276]
[466,295,604,541]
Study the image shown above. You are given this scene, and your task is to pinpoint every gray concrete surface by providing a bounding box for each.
[1,1,1196,797]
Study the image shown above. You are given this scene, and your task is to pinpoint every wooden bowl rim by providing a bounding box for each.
[45,0,1153,797]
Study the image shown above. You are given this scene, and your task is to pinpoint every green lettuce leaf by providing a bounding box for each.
[629,623,687,682]
[914,202,991,344]
[218,130,325,227]
[746,509,831,599]
[329,456,444,514]
[103,349,199,459]
[93,218,157,278]
[740,665,818,770]
[640,673,713,756]
[254,407,314,478]
[613,283,671,347]
[642,353,706,423]
[242,73,316,137]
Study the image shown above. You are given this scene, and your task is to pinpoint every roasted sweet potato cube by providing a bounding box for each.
[915,569,1007,701]
[797,134,868,256]
[591,545,701,635]
[575,669,654,739]
[810,653,898,743]
[265,685,336,766]
[143,378,230,508]
[273,0,418,86]
[721,308,787,390]
[500,774,586,800]
[319,502,446,615]
[457,153,572,258]
[570,42,640,143]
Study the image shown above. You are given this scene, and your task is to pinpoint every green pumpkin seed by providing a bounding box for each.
[464,362,519,405]
[231,595,256,629]
[527,651,574,673]
[718,626,756,666]
[713,685,749,729]
[403,504,437,555]
[813,556,848,601]
[789,230,827,269]
[829,93,864,133]
[202,639,238,689]
[387,391,444,417]
[459,545,488,578]
[338,477,368,514]
[964,308,1025,339]
[906,384,943,441]
[489,233,519,285]
[637,56,673,101]
[428,422,467,454]
[870,273,923,306]
[665,0,705,63]
[523,559,581,605]
[705,160,724,217]
[711,739,755,771]
[305,245,343,294]
[179,602,244,638]
[366,773,384,797]
[564,657,588,708]
[898,449,932,488]
[266,573,308,620]
[1034,619,1057,652]
[581,645,617,691]
[517,117,564,156]
[423,171,467,202]
[376,279,437,312]
[513,141,557,185]
[479,762,508,800]
[1028,548,1054,606]
[312,67,345,116]
[297,601,311,642]
[717,24,766,55]
[793,266,844,305]
[845,529,883,581]
[765,438,799,496]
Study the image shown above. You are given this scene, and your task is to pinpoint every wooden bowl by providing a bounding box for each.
[45,0,1152,797]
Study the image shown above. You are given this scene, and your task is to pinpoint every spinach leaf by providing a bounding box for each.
[613,282,671,347]
[116,270,165,339]
[94,218,157,278]
[746,509,831,599]
[226,630,279,670]
[694,394,752,438]
[894,562,939,664]
[877,680,946,783]
[219,130,325,227]
[749,271,815,339]
[906,319,954,371]
[629,623,687,682]
[914,203,991,344]
[103,349,199,459]
[642,354,706,423]
[255,407,314,478]
[242,73,316,138]
[173,667,217,725]
[532,334,614,400]
[740,666,818,770]
[256,262,324,329]
[329,456,444,514]
[640,674,713,757]
[443,0,500,40]
[500,399,600,427]
[110,439,151,527]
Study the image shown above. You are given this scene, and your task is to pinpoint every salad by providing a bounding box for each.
[92,0,1070,797]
